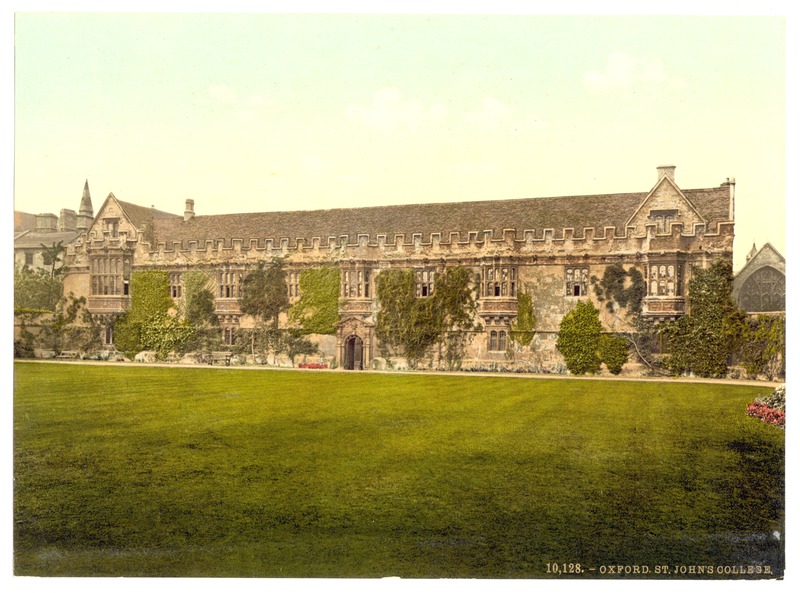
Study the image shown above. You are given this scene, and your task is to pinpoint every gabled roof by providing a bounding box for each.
[146,185,732,249]
[93,193,179,229]
[116,199,177,228]
[624,174,707,228]
[735,242,785,276]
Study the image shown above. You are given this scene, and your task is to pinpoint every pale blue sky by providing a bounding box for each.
[11,9,788,270]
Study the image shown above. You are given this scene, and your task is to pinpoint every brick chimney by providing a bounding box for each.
[184,199,195,222]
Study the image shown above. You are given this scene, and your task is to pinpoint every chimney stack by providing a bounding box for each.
[184,199,195,222]
[59,209,77,232]
[657,165,676,182]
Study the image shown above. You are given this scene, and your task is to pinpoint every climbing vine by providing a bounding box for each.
[113,270,195,358]
[288,267,340,335]
[591,263,645,315]
[738,315,785,379]
[510,291,536,347]
[375,267,477,368]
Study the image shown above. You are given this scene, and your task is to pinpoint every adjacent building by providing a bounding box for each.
[14,180,95,273]
[732,243,785,313]
[61,165,735,370]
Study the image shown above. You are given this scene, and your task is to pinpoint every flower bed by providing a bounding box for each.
[746,384,786,429]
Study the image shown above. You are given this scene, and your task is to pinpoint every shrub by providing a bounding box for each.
[556,301,602,375]
[599,333,629,375]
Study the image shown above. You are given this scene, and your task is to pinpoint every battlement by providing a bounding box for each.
[137,220,733,262]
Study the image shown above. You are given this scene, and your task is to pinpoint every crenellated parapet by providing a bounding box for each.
[133,218,733,266]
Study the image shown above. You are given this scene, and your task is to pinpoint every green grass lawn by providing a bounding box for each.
[13,362,784,578]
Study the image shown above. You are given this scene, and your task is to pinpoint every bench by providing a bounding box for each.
[56,351,80,360]
[298,362,328,369]
[210,351,232,366]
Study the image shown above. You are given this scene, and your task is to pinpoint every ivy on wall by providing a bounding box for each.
[288,267,340,335]
[510,291,536,347]
[13,293,102,357]
[738,315,785,379]
[113,270,195,358]
[591,263,645,315]
[375,267,477,368]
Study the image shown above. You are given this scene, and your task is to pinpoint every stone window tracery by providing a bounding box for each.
[565,267,589,297]
[740,266,785,312]
[342,268,371,298]
[169,272,182,299]
[488,329,508,351]
[416,269,435,297]
[483,266,516,297]
[648,263,682,297]
[218,269,242,298]
[90,254,130,296]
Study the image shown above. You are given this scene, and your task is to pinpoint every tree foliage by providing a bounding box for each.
[556,300,603,375]
[14,265,63,312]
[660,259,746,378]
[40,241,65,277]
[240,260,289,326]
[289,267,340,335]
[182,271,217,327]
[599,333,629,375]
[738,315,785,379]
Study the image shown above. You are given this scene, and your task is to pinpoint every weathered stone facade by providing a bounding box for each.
[61,165,735,370]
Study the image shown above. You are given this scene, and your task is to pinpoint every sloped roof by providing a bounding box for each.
[147,186,731,249]
[14,229,82,249]
[14,211,38,233]
[116,200,176,228]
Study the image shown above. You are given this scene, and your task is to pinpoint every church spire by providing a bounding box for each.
[79,179,93,216]
[76,179,94,232]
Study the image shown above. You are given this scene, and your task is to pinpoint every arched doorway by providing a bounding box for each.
[344,335,364,370]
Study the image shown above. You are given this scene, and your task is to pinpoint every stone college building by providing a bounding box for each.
[62,165,735,370]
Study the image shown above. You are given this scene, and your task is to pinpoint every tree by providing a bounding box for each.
[182,271,217,327]
[239,260,290,359]
[40,241,65,277]
[660,259,746,378]
[240,260,289,327]
[556,300,603,375]
[738,315,785,380]
[14,265,62,312]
